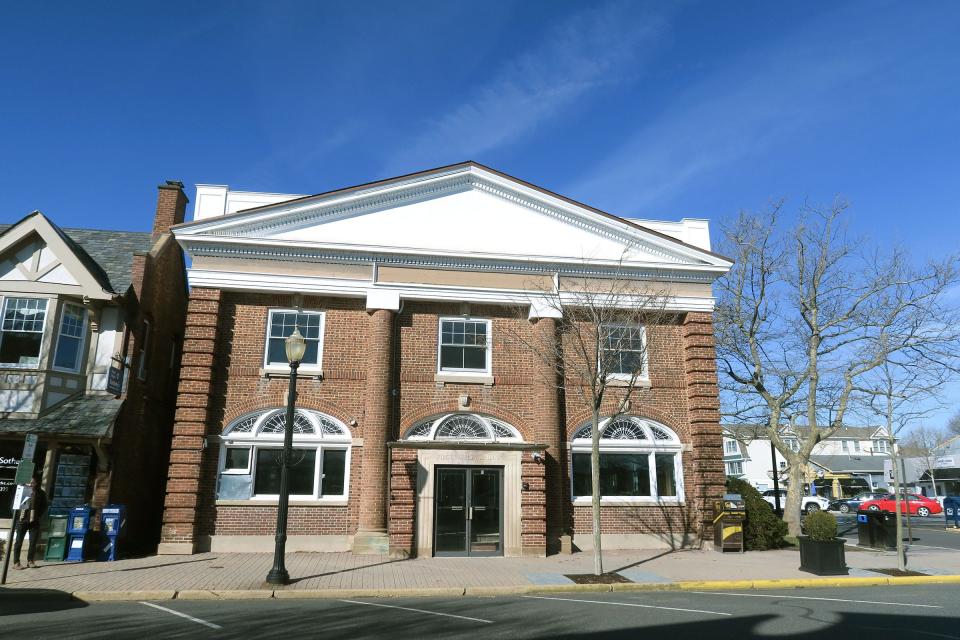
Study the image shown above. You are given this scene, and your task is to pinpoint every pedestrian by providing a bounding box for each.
[13,476,47,569]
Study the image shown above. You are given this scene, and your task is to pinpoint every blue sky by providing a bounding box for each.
[2,1,958,424]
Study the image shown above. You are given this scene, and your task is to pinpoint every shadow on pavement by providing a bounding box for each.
[6,556,219,584]
[287,557,408,584]
[0,589,87,616]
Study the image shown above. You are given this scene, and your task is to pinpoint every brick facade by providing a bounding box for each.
[159,290,724,557]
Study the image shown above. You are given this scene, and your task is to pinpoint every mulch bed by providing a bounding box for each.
[868,568,928,577]
[564,573,633,584]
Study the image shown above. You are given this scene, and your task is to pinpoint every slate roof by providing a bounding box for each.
[809,455,886,473]
[0,395,123,439]
[0,214,154,295]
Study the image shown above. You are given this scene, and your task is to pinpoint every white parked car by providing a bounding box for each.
[761,489,830,514]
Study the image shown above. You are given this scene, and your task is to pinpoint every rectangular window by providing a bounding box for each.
[265,310,324,369]
[842,440,849,452]
[874,439,888,454]
[779,461,787,470]
[253,448,317,497]
[571,452,680,500]
[0,297,48,367]
[137,319,151,381]
[600,324,647,378]
[853,440,861,453]
[726,461,744,476]
[438,318,490,373]
[784,438,800,452]
[724,440,738,454]
[53,303,86,371]
[223,447,251,474]
[320,449,347,497]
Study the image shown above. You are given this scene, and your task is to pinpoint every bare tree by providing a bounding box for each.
[947,410,960,437]
[715,200,960,536]
[508,262,670,575]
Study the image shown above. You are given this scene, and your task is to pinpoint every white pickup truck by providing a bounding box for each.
[761,490,831,514]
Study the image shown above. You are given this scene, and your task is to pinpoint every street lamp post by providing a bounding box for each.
[266,327,307,586]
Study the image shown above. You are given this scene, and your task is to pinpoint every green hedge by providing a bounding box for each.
[725,477,788,550]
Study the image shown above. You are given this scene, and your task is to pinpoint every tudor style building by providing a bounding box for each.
[158,163,731,557]
[0,182,188,553]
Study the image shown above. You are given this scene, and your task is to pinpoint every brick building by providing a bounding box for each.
[158,163,731,558]
[0,182,188,554]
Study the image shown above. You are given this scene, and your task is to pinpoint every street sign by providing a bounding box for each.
[107,365,124,395]
[22,434,38,461]
[12,484,32,510]
[14,460,35,485]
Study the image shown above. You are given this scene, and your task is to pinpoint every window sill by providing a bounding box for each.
[434,373,494,386]
[216,499,348,507]
[260,368,324,379]
[572,498,685,506]
[605,377,651,388]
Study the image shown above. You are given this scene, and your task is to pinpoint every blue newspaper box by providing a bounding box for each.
[944,496,960,529]
[66,506,93,562]
[98,505,125,561]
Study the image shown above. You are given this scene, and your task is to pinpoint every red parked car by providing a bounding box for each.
[859,494,943,517]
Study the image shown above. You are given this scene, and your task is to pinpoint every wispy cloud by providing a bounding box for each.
[383,2,668,173]
[567,9,902,216]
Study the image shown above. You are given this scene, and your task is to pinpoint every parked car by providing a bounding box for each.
[859,494,943,517]
[828,492,891,514]
[762,489,831,513]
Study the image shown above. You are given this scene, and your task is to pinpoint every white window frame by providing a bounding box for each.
[221,445,252,475]
[436,317,492,376]
[874,439,889,454]
[263,309,325,374]
[599,323,650,383]
[727,461,744,476]
[219,409,351,503]
[784,438,800,453]
[137,319,151,381]
[724,439,739,454]
[569,417,684,505]
[52,302,87,373]
[0,296,50,369]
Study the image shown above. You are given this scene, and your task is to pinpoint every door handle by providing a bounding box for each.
[450,506,464,511]
[473,506,486,512]
[468,507,473,520]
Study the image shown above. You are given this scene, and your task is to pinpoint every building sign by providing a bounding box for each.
[22,434,38,461]
[14,460,35,485]
[935,456,956,468]
[107,365,124,395]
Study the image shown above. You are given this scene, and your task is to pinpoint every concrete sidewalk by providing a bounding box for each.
[2,542,959,600]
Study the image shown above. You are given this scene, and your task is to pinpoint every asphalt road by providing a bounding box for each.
[834,512,960,551]
[1,585,957,639]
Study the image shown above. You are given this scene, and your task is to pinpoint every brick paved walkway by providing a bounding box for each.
[3,543,959,594]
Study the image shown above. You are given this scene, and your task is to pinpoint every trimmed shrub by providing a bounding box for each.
[725,477,788,550]
[804,510,838,541]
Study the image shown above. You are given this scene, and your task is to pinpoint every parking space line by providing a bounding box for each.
[687,591,941,608]
[140,602,223,630]
[339,599,493,624]
[523,595,731,617]
[911,544,959,551]
[854,624,959,639]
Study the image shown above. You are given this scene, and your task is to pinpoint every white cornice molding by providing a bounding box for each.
[186,268,717,312]
[179,237,726,282]
[176,166,730,269]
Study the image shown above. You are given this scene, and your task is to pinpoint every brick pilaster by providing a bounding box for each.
[158,287,221,554]
[354,308,394,552]
[682,312,724,540]
[530,317,565,553]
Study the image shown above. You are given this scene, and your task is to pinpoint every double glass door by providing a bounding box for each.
[434,467,502,557]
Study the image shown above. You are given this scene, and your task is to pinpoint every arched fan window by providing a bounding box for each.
[218,408,351,501]
[570,417,683,503]
[402,413,522,442]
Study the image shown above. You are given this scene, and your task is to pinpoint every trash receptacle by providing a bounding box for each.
[44,514,68,561]
[857,509,897,550]
[98,505,125,561]
[66,505,92,562]
[713,494,746,552]
[944,496,960,530]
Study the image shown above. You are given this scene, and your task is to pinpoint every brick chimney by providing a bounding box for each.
[153,180,189,236]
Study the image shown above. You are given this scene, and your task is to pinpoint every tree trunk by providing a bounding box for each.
[929,469,939,498]
[891,445,906,572]
[591,409,603,576]
[784,463,805,536]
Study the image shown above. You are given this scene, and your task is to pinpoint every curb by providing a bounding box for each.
[53,574,960,603]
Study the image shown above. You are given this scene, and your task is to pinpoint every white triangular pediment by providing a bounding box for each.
[178,165,729,271]
[263,189,681,265]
